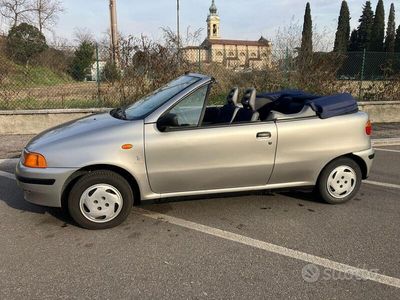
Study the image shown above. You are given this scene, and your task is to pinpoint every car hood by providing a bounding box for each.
[27,112,127,151]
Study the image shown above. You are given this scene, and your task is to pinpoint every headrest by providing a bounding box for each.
[227,87,239,105]
[241,88,257,110]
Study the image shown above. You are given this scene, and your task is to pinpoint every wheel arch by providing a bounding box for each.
[346,153,368,180]
[317,153,368,183]
[61,164,141,209]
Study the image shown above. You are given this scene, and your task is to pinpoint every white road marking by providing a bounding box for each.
[375,148,400,153]
[364,180,400,190]
[0,170,16,180]
[135,207,400,289]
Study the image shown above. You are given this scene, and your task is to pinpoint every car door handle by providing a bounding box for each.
[256,132,271,139]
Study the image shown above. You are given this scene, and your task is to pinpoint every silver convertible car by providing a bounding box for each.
[16,73,375,229]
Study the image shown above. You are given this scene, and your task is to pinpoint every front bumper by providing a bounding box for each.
[15,160,77,208]
[353,147,375,179]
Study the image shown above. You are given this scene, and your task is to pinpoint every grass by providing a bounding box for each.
[7,65,73,88]
[0,52,73,88]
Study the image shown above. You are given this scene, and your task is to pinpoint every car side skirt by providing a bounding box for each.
[140,181,313,200]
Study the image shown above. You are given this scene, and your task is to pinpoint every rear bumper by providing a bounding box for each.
[15,160,77,208]
[353,148,375,179]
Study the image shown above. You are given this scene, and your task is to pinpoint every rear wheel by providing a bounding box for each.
[68,170,133,229]
[316,157,362,204]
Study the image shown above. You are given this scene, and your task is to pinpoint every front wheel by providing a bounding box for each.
[316,157,362,204]
[68,170,134,229]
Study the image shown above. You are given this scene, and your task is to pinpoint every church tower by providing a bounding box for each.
[207,0,220,39]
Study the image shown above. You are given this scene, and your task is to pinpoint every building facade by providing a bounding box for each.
[182,0,272,70]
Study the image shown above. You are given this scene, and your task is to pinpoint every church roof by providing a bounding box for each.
[201,37,271,47]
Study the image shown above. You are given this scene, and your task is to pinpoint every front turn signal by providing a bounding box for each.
[23,151,48,168]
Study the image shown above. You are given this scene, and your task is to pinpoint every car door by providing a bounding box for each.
[144,85,277,194]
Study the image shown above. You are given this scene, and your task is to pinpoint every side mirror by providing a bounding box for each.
[157,113,178,132]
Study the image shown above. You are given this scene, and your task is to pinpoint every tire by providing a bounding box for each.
[68,170,134,229]
[316,157,362,204]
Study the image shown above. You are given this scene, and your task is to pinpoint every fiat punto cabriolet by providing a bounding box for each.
[16,73,374,229]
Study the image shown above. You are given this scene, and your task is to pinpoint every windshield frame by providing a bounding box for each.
[118,75,205,121]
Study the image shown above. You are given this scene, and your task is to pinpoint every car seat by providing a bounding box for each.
[231,88,260,123]
[217,87,240,123]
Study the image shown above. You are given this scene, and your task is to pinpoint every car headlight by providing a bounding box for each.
[22,150,48,169]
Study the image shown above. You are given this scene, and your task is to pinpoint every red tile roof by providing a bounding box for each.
[202,38,270,47]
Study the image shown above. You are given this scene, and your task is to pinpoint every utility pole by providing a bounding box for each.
[109,0,119,66]
[177,0,180,64]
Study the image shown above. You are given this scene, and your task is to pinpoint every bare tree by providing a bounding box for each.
[161,26,203,50]
[30,0,63,33]
[0,0,32,27]
[73,27,95,44]
[48,33,70,49]
[273,18,333,56]
[273,17,302,52]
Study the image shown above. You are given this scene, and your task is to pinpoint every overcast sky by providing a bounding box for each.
[2,0,399,48]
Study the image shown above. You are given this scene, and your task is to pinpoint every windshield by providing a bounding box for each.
[118,75,201,120]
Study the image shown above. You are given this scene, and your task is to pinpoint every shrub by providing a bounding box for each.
[33,48,73,75]
[101,61,121,82]
[69,41,95,81]
[6,23,48,66]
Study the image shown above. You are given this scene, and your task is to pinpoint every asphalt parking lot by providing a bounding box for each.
[0,146,399,299]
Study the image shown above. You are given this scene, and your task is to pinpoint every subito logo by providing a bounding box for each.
[302,264,320,283]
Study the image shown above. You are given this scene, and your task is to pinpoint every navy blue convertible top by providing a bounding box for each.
[257,90,359,119]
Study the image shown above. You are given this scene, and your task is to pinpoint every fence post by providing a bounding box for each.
[198,48,201,73]
[285,46,290,88]
[95,43,101,105]
[359,48,366,100]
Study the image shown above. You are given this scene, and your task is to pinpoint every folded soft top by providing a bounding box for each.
[257,90,359,119]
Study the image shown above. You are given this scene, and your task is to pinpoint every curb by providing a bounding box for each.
[0,158,19,164]
[372,138,400,147]
[0,108,110,115]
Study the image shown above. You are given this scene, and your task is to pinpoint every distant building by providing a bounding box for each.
[182,0,272,70]
[90,61,106,82]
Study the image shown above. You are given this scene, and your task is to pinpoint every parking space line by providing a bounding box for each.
[0,170,16,181]
[135,207,400,289]
[374,148,400,153]
[364,180,400,190]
